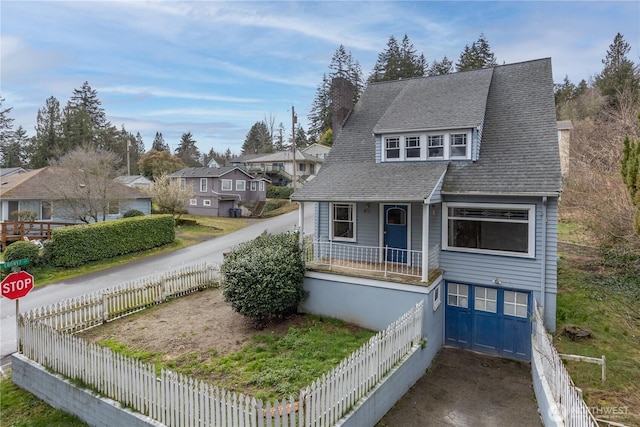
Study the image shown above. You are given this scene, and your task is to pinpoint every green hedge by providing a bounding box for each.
[266,185,294,199]
[43,215,175,268]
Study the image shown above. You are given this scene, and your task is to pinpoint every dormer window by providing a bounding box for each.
[381,130,472,162]
[450,133,468,158]
[428,135,444,158]
[385,137,400,159]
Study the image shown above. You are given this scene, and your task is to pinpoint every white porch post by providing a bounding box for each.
[298,201,304,244]
[422,203,429,282]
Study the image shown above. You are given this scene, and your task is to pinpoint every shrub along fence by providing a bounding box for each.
[17,262,424,426]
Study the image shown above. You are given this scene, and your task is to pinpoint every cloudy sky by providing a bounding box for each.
[2,1,639,155]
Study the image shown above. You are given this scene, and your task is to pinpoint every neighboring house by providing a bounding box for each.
[301,143,331,160]
[557,120,572,178]
[172,166,268,217]
[0,167,29,178]
[228,150,325,186]
[292,59,562,363]
[0,167,152,222]
[114,175,153,191]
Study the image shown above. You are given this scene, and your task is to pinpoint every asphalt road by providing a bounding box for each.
[0,207,314,365]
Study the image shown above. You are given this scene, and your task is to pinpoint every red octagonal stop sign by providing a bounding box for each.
[1,271,34,300]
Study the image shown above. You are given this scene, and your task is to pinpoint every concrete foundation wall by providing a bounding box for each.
[336,347,431,427]
[11,353,163,427]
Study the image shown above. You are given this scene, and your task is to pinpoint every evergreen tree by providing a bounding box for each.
[152,132,170,151]
[242,121,273,154]
[174,131,202,167]
[595,33,639,108]
[138,150,185,180]
[68,81,110,130]
[308,45,363,142]
[368,34,425,83]
[29,96,63,167]
[274,122,286,151]
[61,104,94,150]
[0,96,14,145]
[427,56,454,76]
[456,32,497,71]
[289,124,309,149]
[1,125,29,167]
[621,119,640,235]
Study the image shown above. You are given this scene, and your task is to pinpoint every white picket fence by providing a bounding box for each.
[21,263,219,335]
[532,300,598,427]
[18,263,424,427]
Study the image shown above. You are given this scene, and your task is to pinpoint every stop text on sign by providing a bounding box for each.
[1,271,35,300]
[2,276,33,293]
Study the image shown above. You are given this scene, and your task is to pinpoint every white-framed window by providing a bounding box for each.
[405,136,421,159]
[433,284,442,311]
[203,199,211,207]
[385,137,400,159]
[447,283,468,308]
[504,291,528,318]
[330,203,356,242]
[475,287,497,313]
[259,181,265,191]
[180,178,186,190]
[189,199,197,206]
[428,135,444,158]
[381,130,471,161]
[299,163,306,172]
[442,202,535,257]
[450,133,468,158]
[200,178,207,192]
[221,179,232,191]
[236,180,246,191]
[251,181,257,191]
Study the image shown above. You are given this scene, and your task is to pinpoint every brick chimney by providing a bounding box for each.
[332,77,354,134]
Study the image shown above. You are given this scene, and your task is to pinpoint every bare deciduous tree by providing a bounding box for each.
[150,172,194,220]
[48,146,126,223]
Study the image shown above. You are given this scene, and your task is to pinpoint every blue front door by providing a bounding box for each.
[445,282,532,361]
[383,205,408,263]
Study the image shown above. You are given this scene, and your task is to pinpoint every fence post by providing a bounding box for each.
[329,241,333,270]
[102,293,109,323]
[384,246,388,277]
[602,355,606,384]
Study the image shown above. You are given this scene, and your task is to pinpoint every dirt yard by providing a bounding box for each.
[79,287,309,360]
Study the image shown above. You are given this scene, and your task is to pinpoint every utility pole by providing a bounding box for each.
[292,105,297,190]
[126,139,131,176]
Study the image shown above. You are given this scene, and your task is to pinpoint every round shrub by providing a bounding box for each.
[123,209,144,218]
[4,240,40,271]
[220,231,307,327]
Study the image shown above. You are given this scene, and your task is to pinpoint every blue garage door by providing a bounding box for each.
[445,282,531,361]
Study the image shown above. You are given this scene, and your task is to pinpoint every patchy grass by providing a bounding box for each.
[98,315,375,402]
[0,375,89,427]
[262,200,299,218]
[555,236,640,425]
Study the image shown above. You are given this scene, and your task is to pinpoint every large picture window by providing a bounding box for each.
[443,203,535,257]
[331,203,356,241]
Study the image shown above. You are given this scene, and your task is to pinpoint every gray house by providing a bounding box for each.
[292,59,562,362]
[172,167,268,217]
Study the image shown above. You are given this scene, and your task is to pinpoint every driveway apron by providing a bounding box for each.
[377,346,541,427]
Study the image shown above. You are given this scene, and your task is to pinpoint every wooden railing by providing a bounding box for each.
[1,221,75,250]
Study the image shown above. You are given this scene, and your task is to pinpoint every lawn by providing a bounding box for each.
[555,221,640,426]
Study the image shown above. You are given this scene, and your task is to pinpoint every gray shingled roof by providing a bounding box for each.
[292,58,561,202]
[172,166,254,179]
[374,67,493,133]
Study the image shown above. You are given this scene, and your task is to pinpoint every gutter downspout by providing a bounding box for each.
[541,196,547,323]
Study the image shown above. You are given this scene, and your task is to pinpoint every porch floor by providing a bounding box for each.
[305,259,443,287]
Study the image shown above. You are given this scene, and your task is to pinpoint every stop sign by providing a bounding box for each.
[1,271,34,300]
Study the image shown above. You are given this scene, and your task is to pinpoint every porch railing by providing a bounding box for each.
[303,239,434,279]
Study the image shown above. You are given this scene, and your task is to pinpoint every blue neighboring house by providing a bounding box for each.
[292,58,562,362]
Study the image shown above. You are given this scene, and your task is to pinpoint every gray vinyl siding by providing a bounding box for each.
[439,195,558,294]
